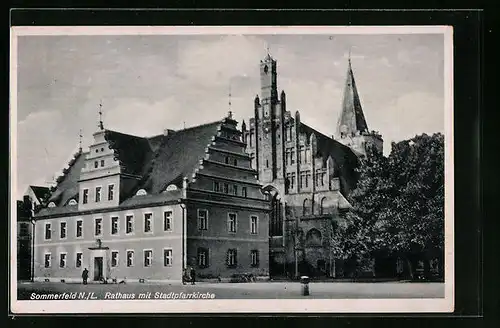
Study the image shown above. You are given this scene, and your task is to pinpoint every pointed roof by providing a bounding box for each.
[336,58,369,137]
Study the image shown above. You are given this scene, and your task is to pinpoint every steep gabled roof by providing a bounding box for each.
[299,122,360,196]
[29,185,50,204]
[48,151,87,206]
[133,121,222,195]
[336,59,369,137]
[104,130,153,176]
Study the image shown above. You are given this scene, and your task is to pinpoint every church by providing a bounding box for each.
[242,53,383,278]
[25,51,382,283]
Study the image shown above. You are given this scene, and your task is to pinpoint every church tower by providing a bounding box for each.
[335,56,383,156]
[254,53,286,184]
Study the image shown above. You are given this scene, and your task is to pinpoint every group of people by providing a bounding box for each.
[80,266,197,285]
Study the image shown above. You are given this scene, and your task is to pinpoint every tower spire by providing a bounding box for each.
[336,54,368,139]
[98,101,104,131]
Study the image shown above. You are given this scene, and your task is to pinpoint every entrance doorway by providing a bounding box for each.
[94,257,103,281]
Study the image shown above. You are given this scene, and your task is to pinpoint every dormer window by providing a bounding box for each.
[48,202,56,208]
[68,199,77,206]
[166,184,178,191]
[136,189,147,196]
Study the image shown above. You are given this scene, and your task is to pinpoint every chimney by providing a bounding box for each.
[163,129,175,136]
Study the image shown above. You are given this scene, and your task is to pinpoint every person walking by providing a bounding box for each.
[190,267,196,285]
[82,268,89,285]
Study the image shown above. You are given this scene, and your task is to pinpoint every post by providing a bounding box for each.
[31,219,35,282]
[300,275,310,296]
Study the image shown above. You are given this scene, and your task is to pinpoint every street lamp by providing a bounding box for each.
[30,218,36,283]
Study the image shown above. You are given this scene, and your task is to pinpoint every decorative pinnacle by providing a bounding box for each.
[98,101,104,131]
[228,84,232,110]
[79,129,83,151]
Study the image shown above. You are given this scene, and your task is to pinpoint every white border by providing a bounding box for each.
[10,25,454,314]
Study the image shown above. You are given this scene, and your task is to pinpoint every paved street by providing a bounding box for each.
[17,281,444,300]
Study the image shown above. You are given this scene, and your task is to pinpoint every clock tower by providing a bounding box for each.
[254,53,286,184]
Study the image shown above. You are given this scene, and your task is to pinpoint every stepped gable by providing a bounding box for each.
[299,122,360,196]
[46,151,87,207]
[132,121,223,195]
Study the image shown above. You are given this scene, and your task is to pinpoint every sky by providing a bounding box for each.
[14,31,445,198]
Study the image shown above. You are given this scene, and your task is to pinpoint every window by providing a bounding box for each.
[225,156,230,164]
[287,172,296,189]
[126,250,134,267]
[76,252,82,268]
[316,169,326,187]
[76,220,83,237]
[94,161,98,168]
[233,158,238,166]
[250,216,258,234]
[44,253,51,268]
[227,249,237,267]
[163,249,173,267]
[250,153,255,169]
[60,221,67,239]
[223,183,229,194]
[233,185,238,196]
[44,223,51,240]
[304,147,311,163]
[197,248,209,268]
[266,159,269,168]
[250,250,260,267]
[213,181,220,192]
[228,213,237,233]
[108,184,114,201]
[59,253,67,268]
[285,148,291,165]
[94,218,102,236]
[198,209,208,230]
[101,147,104,152]
[242,186,248,198]
[95,186,102,202]
[249,131,254,147]
[290,148,295,164]
[300,171,310,188]
[299,146,305,163]
[144,250,153,267]
[163,211,173,231]
[100,159,105,167]
[111,251,118,267]
[126,215,134,234]
[144,213,153,233]
[111,216,119,235]
[82,189,89,204]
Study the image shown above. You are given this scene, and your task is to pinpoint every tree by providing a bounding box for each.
[337,133,445,279]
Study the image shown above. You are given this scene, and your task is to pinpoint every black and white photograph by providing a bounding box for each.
[10,26,454,313]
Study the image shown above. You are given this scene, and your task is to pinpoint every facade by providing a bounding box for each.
[242,54,383,278]
[31,115,269,283]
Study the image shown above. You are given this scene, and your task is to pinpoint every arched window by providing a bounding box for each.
[320,197,327,215]
[303,198,311,216]
[305,228,322,246]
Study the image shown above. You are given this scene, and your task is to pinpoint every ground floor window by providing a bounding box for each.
[44,253,51,268]
[227,249,237,268]
[163,249,173,267]
[59,253,67,268]
[197,248,209,268]
[76,252,82,268]
[111,251,119,267]
[250,250,259,267]
[126,250,134,267]
[144,250,153,267]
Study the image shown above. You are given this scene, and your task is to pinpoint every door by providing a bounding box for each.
[94,257,103,281]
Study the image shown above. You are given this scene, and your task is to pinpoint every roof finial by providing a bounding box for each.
[79,129,83,152]
[228,83,232,111]
[98,100,104,131]
[348,47,352,65]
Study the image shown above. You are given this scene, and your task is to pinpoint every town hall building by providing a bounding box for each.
[30,114,270,283]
